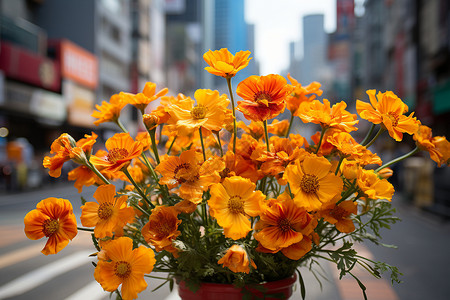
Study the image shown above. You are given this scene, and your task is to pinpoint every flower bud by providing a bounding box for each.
[341,159,359,180]
[378,167,393,179]
[143,113,159,130]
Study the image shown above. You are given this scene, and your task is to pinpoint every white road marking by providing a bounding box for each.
[64,280,108,300]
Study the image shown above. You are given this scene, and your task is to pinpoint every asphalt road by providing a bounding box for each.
[1,183,449,300]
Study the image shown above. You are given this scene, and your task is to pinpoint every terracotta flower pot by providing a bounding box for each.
[177,274,297,300]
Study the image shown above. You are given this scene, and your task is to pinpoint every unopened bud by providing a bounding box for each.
[341,160,359,180]
[378,167,393,179]
[143,114,159,130]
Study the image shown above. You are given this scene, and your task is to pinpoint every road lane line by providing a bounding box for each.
[0,242,45,269]
[0,250,93,299]
[64,280,108,300]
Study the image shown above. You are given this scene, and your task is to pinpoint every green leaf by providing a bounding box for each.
[296,270,306,300]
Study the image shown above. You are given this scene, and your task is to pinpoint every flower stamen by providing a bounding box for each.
[97,203,114,220]
[114,261,132,279]
[228,196,245,214]
[107,148,129,163]
[300,174,319,193]
[42,219,59,237]
[191,105,208,119]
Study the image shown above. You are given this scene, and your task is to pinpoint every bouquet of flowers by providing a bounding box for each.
[24,48,449,300]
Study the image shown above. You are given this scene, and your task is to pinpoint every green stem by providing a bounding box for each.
[115,119,128,133]
[148,129,161,164]
[365,127,385,148]
[314,127,327,154]
[87,162,110,185]
[285,112,295,138]
[131,202,150,217]
[167,136,177,155]
[215,131,224,157]
[122,168,155,209]
[263,120,270,152]
[226,77,237,154]
[376,146,420,172]
[199,128,207,161]
[335,156,345,175]
[77,227,94,232]
[360,123,375,146]
[140,153,160,184]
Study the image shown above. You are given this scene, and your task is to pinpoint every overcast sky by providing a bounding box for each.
[245,0,337,75]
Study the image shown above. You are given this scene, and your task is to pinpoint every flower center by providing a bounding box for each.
[300,174,319,193]
[254,91,272,105]
[191,105,207,119]
[42,218,59,237]
[98,202,114,220]
[330,206,347,220]
[114,261,132,279]
[228,196,245,214]
[387,112,399,127]
[107,148,129,163]
[157,221,173,237]
[277,218,292,232]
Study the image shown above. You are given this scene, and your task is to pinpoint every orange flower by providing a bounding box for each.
[80,185,135,238]
[155,149,224,203]
[236,74,289,122]
[217,244,256,274]
[122,81,168,113]
[68,165,105,193]
[296,99,358,132]
[284,155,343,211]
[135,131,151,151]
[220,151,261,183]
[154,93,193,125]
[237,120,265,140]
[317,200,357,233]
[254,193,314,252]
[94,237,155,300]
[90,133,143,173]
[92,93,128,126]
[357,169,394,201]
[142,205,181,253]
[285,74,323,114]
[168,89,231,136]
[208,176,264,240]
[43,132,97,178]
[267,119,290,137]
[203,48,252,78]
[356,90,420,141]
[24,197,78,255]
[413,125,450,166]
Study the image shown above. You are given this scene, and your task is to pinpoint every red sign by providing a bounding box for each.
[49,39,98,89]
[0,41,61,92]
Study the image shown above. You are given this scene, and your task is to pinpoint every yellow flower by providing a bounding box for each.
[203,48,252,78]
[24,197,78,255]
[92,93,128,125]
[296,99,359,132]
[80,185,135,238]
[317,200,357,233]
[285,74,323,114]
[357,169,394,201]
[356,90,420,141]
[122,81,168,113]
[284,155,343,211]
[169,89,231,136]
[94,237,155,300]
[413,125,450,167]
[208,176,264,240]
[217,244,256,274]
[90,133,143,173]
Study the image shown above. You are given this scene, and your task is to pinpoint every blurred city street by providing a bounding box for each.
[1,182,450,300]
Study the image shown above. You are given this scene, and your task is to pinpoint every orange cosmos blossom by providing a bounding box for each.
[284,155,343,211]
[68,165,106,193]
[43,132,97,178]
[141,205,181,254]
[203,48,252,78]
[237,120,265,140]
[168,89,231,136]
[80,184,135,238]
[90,133,143,173]
[220,151,261,183]
[122,81,168,114]
[217,244,256,274]
[155,149,224,203]
[296,99,359,132]
[94,237,155,300]
[24,197,78,255]
[267,119,290,137]
[208,176,264,240]
[356,90,420,141]
[254,192,315,253]
[317,200,357,233]
[92,93,128,126]
[357,169,394,201]
[414,125,450,167]
[236,74,289,122]
[285,73,323,114]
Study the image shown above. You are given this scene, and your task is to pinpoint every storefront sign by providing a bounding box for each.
[63,80,96,127]
[30,89,66,122]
